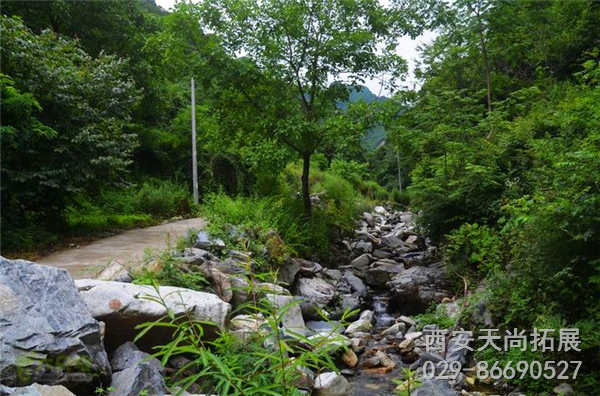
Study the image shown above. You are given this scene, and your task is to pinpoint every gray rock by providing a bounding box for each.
[446,333,471,365]
[387,262,452,313]
[194,231,226,251]
[363,212,375,227]
[553,383,574,395]
[0,258,111,388]
[350,254,371,271]
[10,384,75,396]
[278,259,300,286]
[374,206,388,215]
[96,260,133,283]
[294,277,336,319]
[266,294,306,337]
[306,321,345,335]
[341,271,367,297]
[372,249,392,259]
[354,240,373,254]
[412,379,456,396]
[110,342,164,374]
[75,279,230,351]
[364,263,404,287]
[177,248,214,265]
[293,259,323,276]
[313,372,352,396]
[381,234,404,249]
[109,362,167,396]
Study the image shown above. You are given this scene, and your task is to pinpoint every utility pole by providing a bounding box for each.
[191,78,199,204]
[396,148,402,192]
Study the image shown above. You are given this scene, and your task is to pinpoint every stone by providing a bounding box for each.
[350,254,371,271]
[374,206,388,215]
[359,310,374,322]
[446,333,472,365]
[0,258,111,389]
[194,231,226,251]
[323,269,342,282]
[266,294,306,337]
[278,259,301,286]
[361,351,396,374]
[404,235,419,246]
[341,271,367,297]
[341,349,358,368]
[397,315,416,327]
[364,264,404,287]
[208,268,233,302]
[229,314,268,339]
[254,282,290,296]
[75,279,230,351]
[345,318,372,335]
[178,248,214,265]
[306,321,345,335]
[553,383,574,395]
[404,331,423,341]
[294,277,336,319]
[381,235,404,249]
[372,250,392,259]
[9,384,76,396]
[97,260,133,283]
[313,372,351,396]
[412,379,455,396]
[110,342,164,374]
[354,240,373,254]
[387,262,452,314]
[109,362,167,396]
[363,212,375,227]
[293,258,323,276]
[410,352,444,370]
[381,323,405,337]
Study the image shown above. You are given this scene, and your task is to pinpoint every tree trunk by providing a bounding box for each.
[301,153,312,217]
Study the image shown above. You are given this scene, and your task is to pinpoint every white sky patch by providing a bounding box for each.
[155,0,437,97]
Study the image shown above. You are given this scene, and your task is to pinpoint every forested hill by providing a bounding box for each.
[340,86,389,150]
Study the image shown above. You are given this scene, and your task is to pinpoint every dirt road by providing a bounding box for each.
[37,218,205,278]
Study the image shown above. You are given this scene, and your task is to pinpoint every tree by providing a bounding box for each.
[196,0,429,216]
[0,16,139,228]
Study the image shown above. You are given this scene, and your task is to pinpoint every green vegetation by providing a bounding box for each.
[365,1,600,392]
[2,0,599,393]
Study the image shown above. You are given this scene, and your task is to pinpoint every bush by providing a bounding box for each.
[135,179,192,218]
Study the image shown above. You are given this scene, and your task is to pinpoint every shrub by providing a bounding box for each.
[135,179,192,218]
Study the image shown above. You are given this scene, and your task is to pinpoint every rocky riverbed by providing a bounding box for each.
[0,206,539,396]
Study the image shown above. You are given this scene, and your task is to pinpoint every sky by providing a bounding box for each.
[155,0,437,97]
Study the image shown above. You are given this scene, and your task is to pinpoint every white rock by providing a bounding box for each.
[75,279,230,350]
[313,372,352,396]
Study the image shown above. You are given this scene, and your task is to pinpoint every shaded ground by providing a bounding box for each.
[37,218,205,278]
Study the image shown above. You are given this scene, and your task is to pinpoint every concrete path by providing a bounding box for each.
[38,218,205,278]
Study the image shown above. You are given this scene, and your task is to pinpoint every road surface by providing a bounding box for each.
[37,218,205,278]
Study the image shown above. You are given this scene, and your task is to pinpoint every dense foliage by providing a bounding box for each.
[2,0,599,392]
[370,0,600,392]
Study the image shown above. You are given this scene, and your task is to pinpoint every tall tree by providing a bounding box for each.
[196,0,429,216]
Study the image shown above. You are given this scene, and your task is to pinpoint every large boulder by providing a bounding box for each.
[364,262,405,288]
[74,279,230,351]
[0,258,111,389]
[294,277,336,319]
[387,262,452,314]
[341,271,367,298]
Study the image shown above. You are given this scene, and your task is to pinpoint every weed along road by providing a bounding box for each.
[37,218,206,278]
